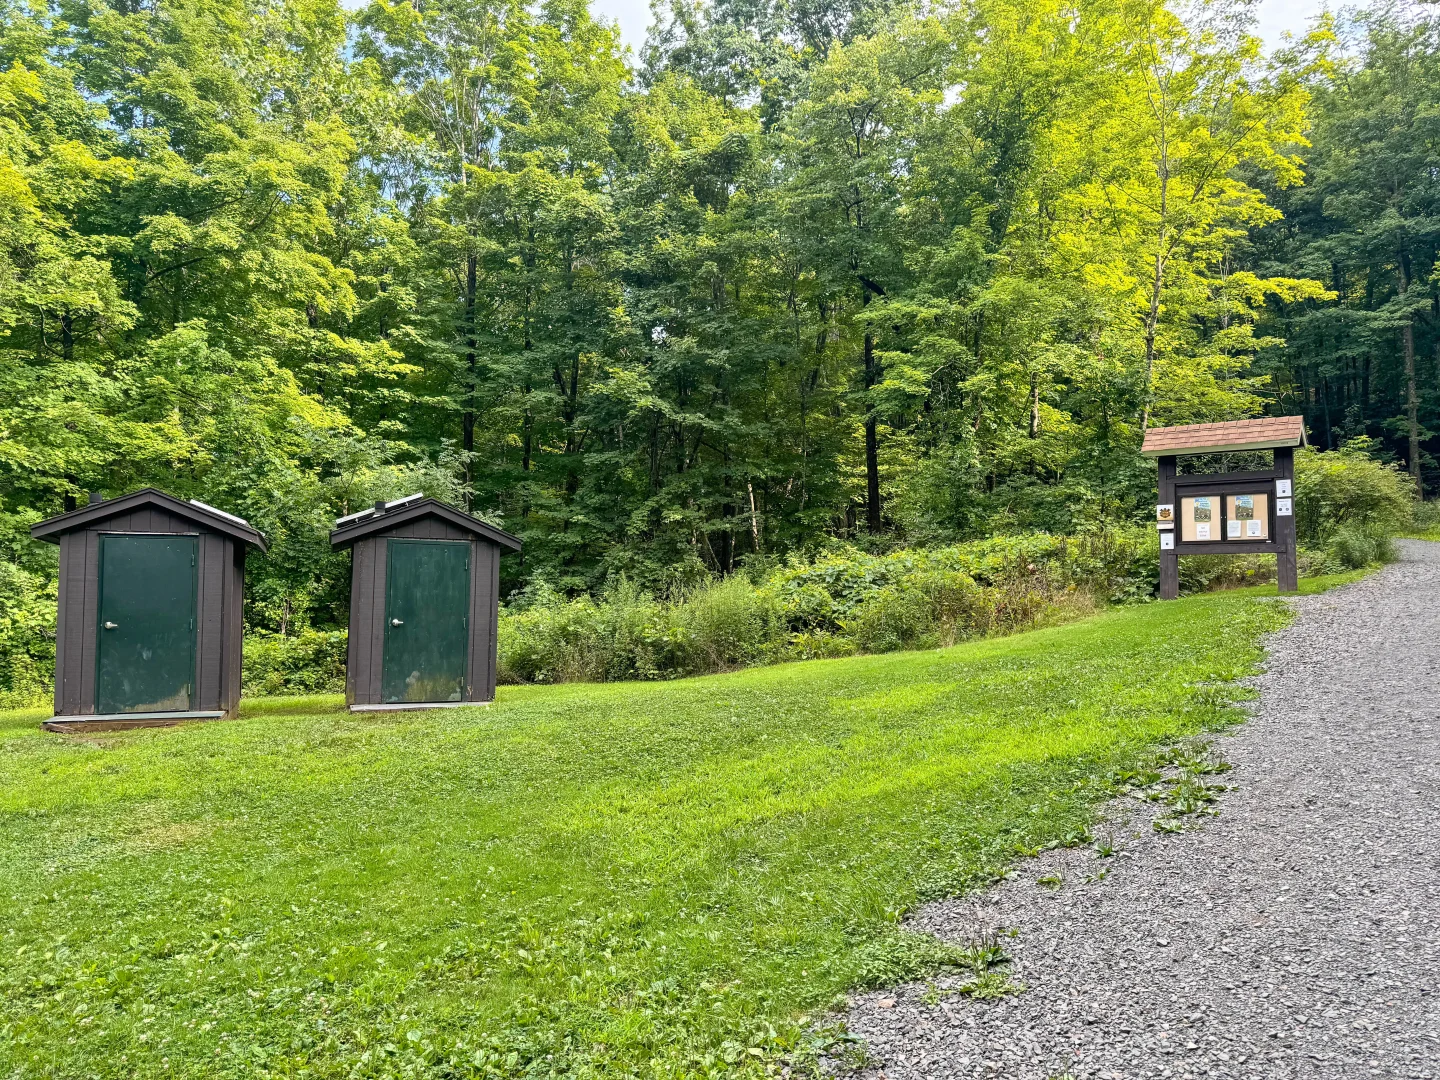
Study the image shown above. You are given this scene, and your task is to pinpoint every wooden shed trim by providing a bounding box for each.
[31,488,267,551]
[329,498,522,552]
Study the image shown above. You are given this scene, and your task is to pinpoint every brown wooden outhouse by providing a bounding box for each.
[330,495,521,712]
[1141,416,1306,600]
[30,488,267,732]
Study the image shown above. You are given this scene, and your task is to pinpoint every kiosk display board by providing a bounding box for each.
[1180,496,1216,542]
[1226,493,1270,540]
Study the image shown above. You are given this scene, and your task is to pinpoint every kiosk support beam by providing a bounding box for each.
[1158,455,1179,600]
[1275,447,1298,593]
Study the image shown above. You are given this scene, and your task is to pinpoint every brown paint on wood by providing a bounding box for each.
[77,529,99,713]
[1158,455,1179,600]
[196,533,224,710]
[346,540,368,705]
[337,506,512,707]
[468,541,499,701]
[1274,447,1299,593]
[37,491,261,723]
[1156,447,1299,598]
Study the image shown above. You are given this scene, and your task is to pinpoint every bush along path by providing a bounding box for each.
[841,540,1440,1080]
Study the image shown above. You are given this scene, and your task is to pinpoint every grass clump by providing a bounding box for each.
[496,531,1145,685]
[0,589,1290,1078]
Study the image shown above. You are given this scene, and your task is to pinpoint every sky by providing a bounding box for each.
[589,0,1333,57]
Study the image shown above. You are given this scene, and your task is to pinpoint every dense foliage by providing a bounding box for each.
[3,0,1438,702]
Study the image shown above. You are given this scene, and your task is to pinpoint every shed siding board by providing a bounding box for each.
[359,537,388,704]
[348,537,385,706]
[224,544,244,715]
[371,538,388,702]
[346,541,368,704]
[77,529,100,713]
[483,542,500,700]
[466,541,491,700]
[196,533,223,711]
[57,534,80,714]
[53,535,67,714]
[392,519,470,540]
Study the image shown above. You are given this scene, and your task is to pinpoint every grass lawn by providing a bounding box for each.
[0,580,1353,1078]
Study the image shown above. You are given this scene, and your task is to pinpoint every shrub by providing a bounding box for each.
[1293,440,1412,547]
[1324,525,1391,571]
[491,528,1149,686]
[242,631,348,696]
[0,560,55,709]
[846,583,938,652]
[670,575,779,675]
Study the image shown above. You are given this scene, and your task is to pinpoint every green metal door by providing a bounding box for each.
[96,535,197,713]
[381,539,470,703]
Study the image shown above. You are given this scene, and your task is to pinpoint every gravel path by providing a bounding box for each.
[842,541,1440,1080]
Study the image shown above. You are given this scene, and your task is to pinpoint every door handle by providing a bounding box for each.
[103,621,119,630]
[391,618,404,627]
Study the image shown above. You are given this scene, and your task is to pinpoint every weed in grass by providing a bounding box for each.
[1113,767,1165,792]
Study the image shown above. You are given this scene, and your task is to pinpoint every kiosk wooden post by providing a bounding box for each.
[1141,417,1307,601]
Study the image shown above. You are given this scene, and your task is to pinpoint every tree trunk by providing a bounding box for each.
[1140,248,1165,431]
[463,251,478,510]
[747,482,761,551]
[1029,372,1040,439]
[863,329,881,533]
[1320,374,1332,449]
[1400,254,1422,498]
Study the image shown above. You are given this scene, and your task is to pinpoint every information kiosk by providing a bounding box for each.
[1141,417,1306,600]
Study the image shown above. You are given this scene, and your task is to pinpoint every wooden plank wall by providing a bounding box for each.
[468,541,500,702]
[345,516,505,705]
[347,537,388,705]
[195,532,224,712]
[222,542,245,717]
[55,506,245,717]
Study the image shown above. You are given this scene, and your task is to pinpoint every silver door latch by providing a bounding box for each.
[103,621,119,629]
[391,618,404,626]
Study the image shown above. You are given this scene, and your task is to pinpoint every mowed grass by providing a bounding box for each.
[0,587,1322,1078]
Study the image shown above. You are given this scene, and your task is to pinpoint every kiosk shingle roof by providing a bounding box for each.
[1141,416,1306,457]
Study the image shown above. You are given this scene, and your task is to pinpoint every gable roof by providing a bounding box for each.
[329,496,522,552]
[1141,415,1307,458]
[30,488,267,551]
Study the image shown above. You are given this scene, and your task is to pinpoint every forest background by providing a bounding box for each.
[2,0,1437,703]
